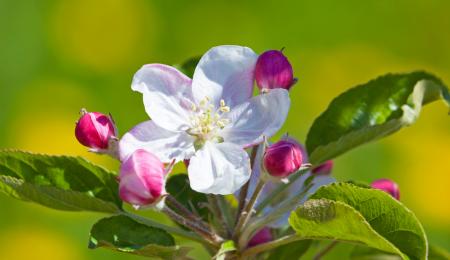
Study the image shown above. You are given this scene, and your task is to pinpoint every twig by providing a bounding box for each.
[233,180,265,240]
[161,206,223,246]
[236,146,259,224]
[207,194,230,237]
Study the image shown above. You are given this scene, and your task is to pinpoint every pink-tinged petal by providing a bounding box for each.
[192,45,258,108]
[119,149,166,206]
[75,111,117,149]
[248,227,273,247]
[188,142,251,195]
[220,89,290,147]
[371,178,400,200]
[255,50,295,91]
[119,120,195,163]
[263,137,304,178]
[312,160,333,175]
[132,64,194,131]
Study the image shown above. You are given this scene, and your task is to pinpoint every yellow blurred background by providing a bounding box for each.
[0,0,449,259]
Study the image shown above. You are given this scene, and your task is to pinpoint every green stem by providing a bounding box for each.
[233,180,265,241]
[313,241,339,260]
[236,146,259,224]
[207,194,230,237]
[238,181,314,248]
[217,195,234,236]
[255,168,311,214]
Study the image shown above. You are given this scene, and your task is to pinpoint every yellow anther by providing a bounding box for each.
[220,106,230,113]
[220,99,226,107]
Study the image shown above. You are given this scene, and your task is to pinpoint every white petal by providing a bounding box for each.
[132,64,194,131]
[221,89,290,147]
[188,142,251,195]
[119,120,195,163]
[192,45,258,108]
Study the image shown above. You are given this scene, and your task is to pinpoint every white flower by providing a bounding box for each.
[119,45,290,194]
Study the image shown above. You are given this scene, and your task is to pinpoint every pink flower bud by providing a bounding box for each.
[75,110,117,150]
[263,138,303,178]
[255,50,295,91]
[248,227,273,247]
[119,149,166,206]
[371,178,400,200]
[312,160,333,175]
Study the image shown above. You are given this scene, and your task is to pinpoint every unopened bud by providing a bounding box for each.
[371,178,400,200]
[119,149,166,206]
[248,227,273,247]
[255,50,295,91]
[263,137,303,178]
[75,109,117,152]
[312,160,333,175]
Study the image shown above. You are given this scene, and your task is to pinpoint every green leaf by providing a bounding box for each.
[289,183,427,260]
[174,56,201,78]
[290,199,407,258]
[0,150,121,213]
[306,71,450,164]
[166,174,209,221]
[266,239,312,260]
[350,246,401,259]
[350,244,450,260]
[89,215,191,259]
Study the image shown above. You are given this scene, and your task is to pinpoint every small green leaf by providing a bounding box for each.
[0,150,121,213]
[306,71,450,164]
[174,56,201,78]
[266,239,312,260]
[89,215,191,259]
[289,183,428,260]
[215,240,236,260]
[166,174,209,221]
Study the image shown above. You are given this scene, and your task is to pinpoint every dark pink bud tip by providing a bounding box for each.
[248,227,273,247]
[119,149,166,206]
[263,137,304,178]
[75,111,117,150]
[312,160,333,175]
[255,50,294,91]
[371,178,400,200]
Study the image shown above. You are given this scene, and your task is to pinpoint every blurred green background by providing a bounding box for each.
[1,0,449,259]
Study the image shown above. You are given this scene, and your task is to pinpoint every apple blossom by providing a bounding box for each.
[119,149,167,207]
[255,50,295,91]
[263,137,303,178]
[119,45,290,195]
[75,109,117,152]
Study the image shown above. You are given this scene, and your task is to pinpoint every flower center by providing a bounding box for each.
[187,97,231,148]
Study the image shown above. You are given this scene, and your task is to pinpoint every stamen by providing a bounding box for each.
[186,96,232,143]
